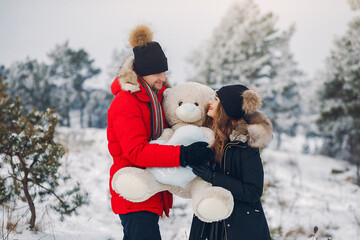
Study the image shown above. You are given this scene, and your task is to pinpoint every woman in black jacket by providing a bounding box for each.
[189,84,272,240]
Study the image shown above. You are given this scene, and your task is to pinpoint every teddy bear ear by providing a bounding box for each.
[242,89,262,114]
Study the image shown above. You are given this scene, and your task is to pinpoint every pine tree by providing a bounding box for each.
[188,0,302,146]
[48,41,101,127]
[0,65,6,79]
[317,17,360,185]
[0,78,88,230]
[296,72,324,153]
[263,26,302,148]
[86,89,113,128]
[3,59,53,114]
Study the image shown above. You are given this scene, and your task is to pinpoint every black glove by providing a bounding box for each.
[191,164,215,183]
[179,142,214,167]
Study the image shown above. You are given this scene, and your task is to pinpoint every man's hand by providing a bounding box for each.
[179,142,214,167]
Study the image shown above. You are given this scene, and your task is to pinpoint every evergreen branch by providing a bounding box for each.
[31,181,66,206]
[29,154,39,171]
[3,173,21,183]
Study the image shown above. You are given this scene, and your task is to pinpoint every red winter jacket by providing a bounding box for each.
[107,57,181,217]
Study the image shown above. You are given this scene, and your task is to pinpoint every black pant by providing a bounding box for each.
[119,211,161,240]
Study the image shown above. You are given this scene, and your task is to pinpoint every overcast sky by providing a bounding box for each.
[0,0,356,88]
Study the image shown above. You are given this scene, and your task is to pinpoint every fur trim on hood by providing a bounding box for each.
[117,56,171,93]
[230,111,273,149]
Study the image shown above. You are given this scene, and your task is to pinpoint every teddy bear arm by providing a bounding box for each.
[200,127,215,147]
[187,177,234,222]
[156,128,174,142]
[112,167,168,202]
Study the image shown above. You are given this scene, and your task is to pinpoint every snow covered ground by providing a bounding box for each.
[1,127,359,240]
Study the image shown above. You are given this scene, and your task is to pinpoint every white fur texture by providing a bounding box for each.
[112,167,166,202]
[148,125,207,188]
[175,103,202,123]
[200,127,216,147]
[197,198,230,221]
[162,82,215,129]
[190,180,234,223]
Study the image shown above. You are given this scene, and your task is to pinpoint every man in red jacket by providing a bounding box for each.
[107,25,213,240]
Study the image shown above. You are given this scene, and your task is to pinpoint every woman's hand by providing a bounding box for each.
[191,164,216,183]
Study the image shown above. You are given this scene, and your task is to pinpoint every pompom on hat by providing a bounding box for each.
[129,25,168,76]
[216,84,262,120]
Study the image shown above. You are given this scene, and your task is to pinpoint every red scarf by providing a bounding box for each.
[138,76,164,140]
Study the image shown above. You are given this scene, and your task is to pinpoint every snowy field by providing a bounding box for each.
[1,127,359,240]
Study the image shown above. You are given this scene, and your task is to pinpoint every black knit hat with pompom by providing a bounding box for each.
[129,25,168,76]
[217,84,262,120]
[217,85,248,120]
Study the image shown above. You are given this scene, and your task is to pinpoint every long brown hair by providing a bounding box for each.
[205,102,234,163]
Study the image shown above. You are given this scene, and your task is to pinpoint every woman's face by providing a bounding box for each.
[207,96,220,119]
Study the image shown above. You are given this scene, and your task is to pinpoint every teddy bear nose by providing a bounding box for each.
[183,103,196,112]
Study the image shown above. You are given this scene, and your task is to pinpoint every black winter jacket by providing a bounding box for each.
[189,141,271,240]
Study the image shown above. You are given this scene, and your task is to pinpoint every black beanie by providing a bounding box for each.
[216,84,249,120]
[133,42,168,76]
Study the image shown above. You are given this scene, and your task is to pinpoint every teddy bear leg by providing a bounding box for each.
[111,167,166,202]
[189,178,234,223]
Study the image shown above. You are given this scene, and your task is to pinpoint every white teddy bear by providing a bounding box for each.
[112,82,234,223]
[111,81,273,222]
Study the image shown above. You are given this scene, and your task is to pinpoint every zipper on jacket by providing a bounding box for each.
[223,221,228,240]
[200,222,205,238]
[223,142,244,174]
[221,142,246,240]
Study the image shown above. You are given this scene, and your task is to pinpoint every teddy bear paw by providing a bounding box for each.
[112,167,157,202]
[194,187,234,223]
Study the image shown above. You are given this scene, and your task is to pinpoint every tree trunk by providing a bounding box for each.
[349,135,360,186]
[80,91,84,128]
[88,112,92,128]
[65,105,70,127]
[19,155,36,230]
[356,161,360,186]
[276,132,282,150]
[23,176,36,230]
[64,92,71,127]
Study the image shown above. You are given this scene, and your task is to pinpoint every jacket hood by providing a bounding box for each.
[230,111,273,148]
[111,56,171,96]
